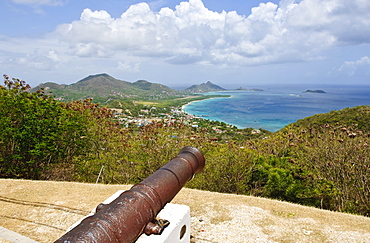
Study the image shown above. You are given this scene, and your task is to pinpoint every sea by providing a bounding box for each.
[183,85,370,132]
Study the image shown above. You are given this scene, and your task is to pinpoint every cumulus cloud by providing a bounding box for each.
[7,49,60,70]
[53,0,370,66]
[339,56,370,76]
[117,60,141,73]
[0,35,66,74]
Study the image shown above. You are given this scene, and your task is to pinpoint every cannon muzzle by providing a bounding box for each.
[55,146,205,243]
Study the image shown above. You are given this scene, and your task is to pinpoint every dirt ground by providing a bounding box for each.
[0,179,370,243]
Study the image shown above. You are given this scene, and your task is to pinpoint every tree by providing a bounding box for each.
[0,75,89,179]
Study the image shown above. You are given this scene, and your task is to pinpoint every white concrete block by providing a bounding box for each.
[0,226,39,243]
[136,203,190,243]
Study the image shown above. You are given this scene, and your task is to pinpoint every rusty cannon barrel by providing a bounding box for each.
[55,146,205,243]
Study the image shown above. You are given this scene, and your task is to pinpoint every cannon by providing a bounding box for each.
[55,146,205,243]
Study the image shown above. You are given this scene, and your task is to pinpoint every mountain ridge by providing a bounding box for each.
[30,73,226,102]
[185,80,226,93]
[31,73,177,102]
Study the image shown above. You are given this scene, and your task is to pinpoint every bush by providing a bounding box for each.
[2,74,369,216]
[0,75,87,179]
[0,75,112,180]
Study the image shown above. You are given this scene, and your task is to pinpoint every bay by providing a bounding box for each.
[183,85,370,132]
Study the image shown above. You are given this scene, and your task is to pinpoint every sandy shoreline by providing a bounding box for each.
[181,95,232,115]
[181,95,244,129]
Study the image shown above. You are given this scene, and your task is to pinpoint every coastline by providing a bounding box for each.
[181,94,232,114]
[181,95,243,129]
[181,91,289,132]
[180,85,370,133]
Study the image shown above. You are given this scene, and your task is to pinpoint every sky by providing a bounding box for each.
[1,0,370,89]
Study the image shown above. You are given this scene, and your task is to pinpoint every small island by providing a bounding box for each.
[303,89,326,93]
[235,87,264,91]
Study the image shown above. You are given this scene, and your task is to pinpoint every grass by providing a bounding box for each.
[133,101,159,106]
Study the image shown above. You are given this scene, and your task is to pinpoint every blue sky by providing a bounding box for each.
[1,0,370,89]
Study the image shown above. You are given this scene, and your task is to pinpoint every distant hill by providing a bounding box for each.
[30,74,227,102]
[185,81,226,93]
[131,80,174,93]
[31,73,184,102]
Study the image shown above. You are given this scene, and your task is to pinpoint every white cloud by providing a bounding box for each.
[117,61,141,73]
[0,35,69,84]
[80,9,113,24]
[67,43,110,58]
[9,48,64,71]
[53,0,370,67]
[3,0,370,86]
[339,56,370,76]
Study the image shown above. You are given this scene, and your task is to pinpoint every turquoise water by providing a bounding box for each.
[183,85,370,132]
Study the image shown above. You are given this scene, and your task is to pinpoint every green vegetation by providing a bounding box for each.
[31,73,193,103]
[0,75,116,180]
[185,81,225,93]
[1,75,369,217]
[30,73,230,105]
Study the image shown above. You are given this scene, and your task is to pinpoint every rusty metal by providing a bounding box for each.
[55,146,205,243]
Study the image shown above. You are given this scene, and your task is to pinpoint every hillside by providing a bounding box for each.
[185,81,226,93]
[2,76,370,219]
[131,80,174,92]
[30,74,229,103]
[31,73,186,102]
[0,179,369,243]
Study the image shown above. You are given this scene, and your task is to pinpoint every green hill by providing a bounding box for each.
[251,105,370,216]
[31,73,187,102]
[185,81,226,93]
[132,80,172,92]
[70,73,134,91]
[3,76,370,216]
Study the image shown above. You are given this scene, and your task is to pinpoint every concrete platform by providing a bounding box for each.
[0,227,39,243]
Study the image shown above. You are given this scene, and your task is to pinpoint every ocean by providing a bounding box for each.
[183,85,370,132]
